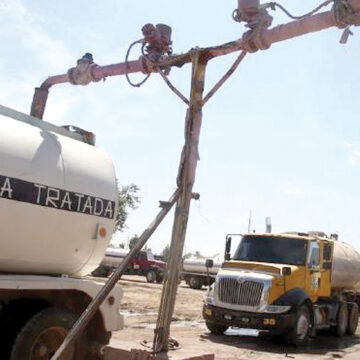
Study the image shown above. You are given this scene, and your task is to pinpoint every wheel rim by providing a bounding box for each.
[296,313,309,340]
[339,307,348,332]
[148,271,155,282]
[30,326,74,360]
[189,277,197,287]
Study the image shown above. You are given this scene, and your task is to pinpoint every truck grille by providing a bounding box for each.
[218,277,264,307]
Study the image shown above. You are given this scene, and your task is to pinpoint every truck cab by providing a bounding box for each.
[203,232,360,344]
[93,249,166,283]
[132,251,166,283]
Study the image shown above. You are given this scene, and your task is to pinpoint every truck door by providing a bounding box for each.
[133,253,141,271]
[305,240,321,301]
[133,252,148,272]
[318,241,332,297]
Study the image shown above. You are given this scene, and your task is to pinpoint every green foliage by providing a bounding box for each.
[161,244,170,262]
[128,234,139,250]
[115,184,140,232]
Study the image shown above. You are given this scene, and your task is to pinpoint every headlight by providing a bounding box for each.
[264,305,291,314]
[205,285,215,305]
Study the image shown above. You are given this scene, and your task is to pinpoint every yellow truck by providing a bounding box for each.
[203,232,360,344]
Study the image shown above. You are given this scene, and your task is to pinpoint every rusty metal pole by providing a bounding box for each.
[153,49,207,352]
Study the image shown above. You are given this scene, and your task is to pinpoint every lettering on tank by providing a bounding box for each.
[0,174,115,219]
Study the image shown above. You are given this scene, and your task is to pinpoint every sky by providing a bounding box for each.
[1,0,360,256]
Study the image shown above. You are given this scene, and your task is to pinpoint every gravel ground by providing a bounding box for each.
[100,275,360,360]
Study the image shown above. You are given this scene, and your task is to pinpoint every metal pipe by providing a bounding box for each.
[51,188,181,360]
[263,10,336,46]
[153,50,207,352]
[30,59,149,119]
[30,0,360,120]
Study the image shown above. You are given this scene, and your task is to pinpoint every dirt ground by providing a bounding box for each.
[105,275,360,360]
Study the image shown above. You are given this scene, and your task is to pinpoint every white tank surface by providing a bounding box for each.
[332,241,360,291]
[183,257,222,275]
[0,106,118,277]
[102,248,127,268]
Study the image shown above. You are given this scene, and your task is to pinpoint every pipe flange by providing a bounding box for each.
[242,30,271,53]
[334,0,360,27]
[67,53,101,85]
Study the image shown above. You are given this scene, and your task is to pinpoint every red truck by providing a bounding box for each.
[92,248,166,283]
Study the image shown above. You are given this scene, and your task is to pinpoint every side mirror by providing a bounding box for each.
[205,259,214,269]
[225,236,232,261]
[282,266,292,276]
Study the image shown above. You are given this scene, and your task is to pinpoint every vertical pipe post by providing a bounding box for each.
[153,50,207,352]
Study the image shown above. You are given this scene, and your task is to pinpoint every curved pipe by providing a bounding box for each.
[30,59,148,120]
[30,0,360,120]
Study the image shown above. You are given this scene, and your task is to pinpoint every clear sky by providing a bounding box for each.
[1,0,360,256]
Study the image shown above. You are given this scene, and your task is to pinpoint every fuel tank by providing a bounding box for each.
[183,257,222,275]
[102,248,127,268]
[332,241,360,291]
[0,106,117,277]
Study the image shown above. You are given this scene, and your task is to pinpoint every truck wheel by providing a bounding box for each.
[334,302,349,337]
[10,308,87,360]
[146,270,156,283]
[155,273,163,284]
[289,305,311,345]
[205,321,228,335]
[347,303,359,335]
[91,265,111,278]
[189,276,203,290]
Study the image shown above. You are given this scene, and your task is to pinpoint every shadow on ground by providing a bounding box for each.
[201,330,360,357]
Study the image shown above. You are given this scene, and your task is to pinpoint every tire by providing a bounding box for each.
[155,273,163,284]
[205,321,228,335]
[91,265,111,278]
[146,270,156,283]
[189,276,203,290]
[0,301,47,359]
[288,305,311,345]
[10,308,87,360]
[347,303,359,335]
[334,302,349,337]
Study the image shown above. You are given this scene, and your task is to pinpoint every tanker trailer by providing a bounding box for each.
[203,231,360,345]
[182,257,221,289]
[0,105,123,359]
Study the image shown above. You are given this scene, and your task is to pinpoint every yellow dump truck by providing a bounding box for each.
[203,232,360,344]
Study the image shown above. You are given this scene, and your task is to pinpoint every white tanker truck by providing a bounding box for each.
[0,105,123,359]
[182,257,221,290]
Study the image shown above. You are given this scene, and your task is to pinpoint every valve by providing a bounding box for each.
[67,53,101,86]
[233,0,273,30]
[141,23,173,62]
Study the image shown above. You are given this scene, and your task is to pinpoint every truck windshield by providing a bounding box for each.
[147,252,155,261]
[233,236,307,266]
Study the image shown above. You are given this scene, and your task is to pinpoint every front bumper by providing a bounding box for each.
[203,304,296,334]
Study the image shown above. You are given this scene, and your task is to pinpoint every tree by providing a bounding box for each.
[161,245,170,262]
[128,234,139,250]
[115,183,140,232]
